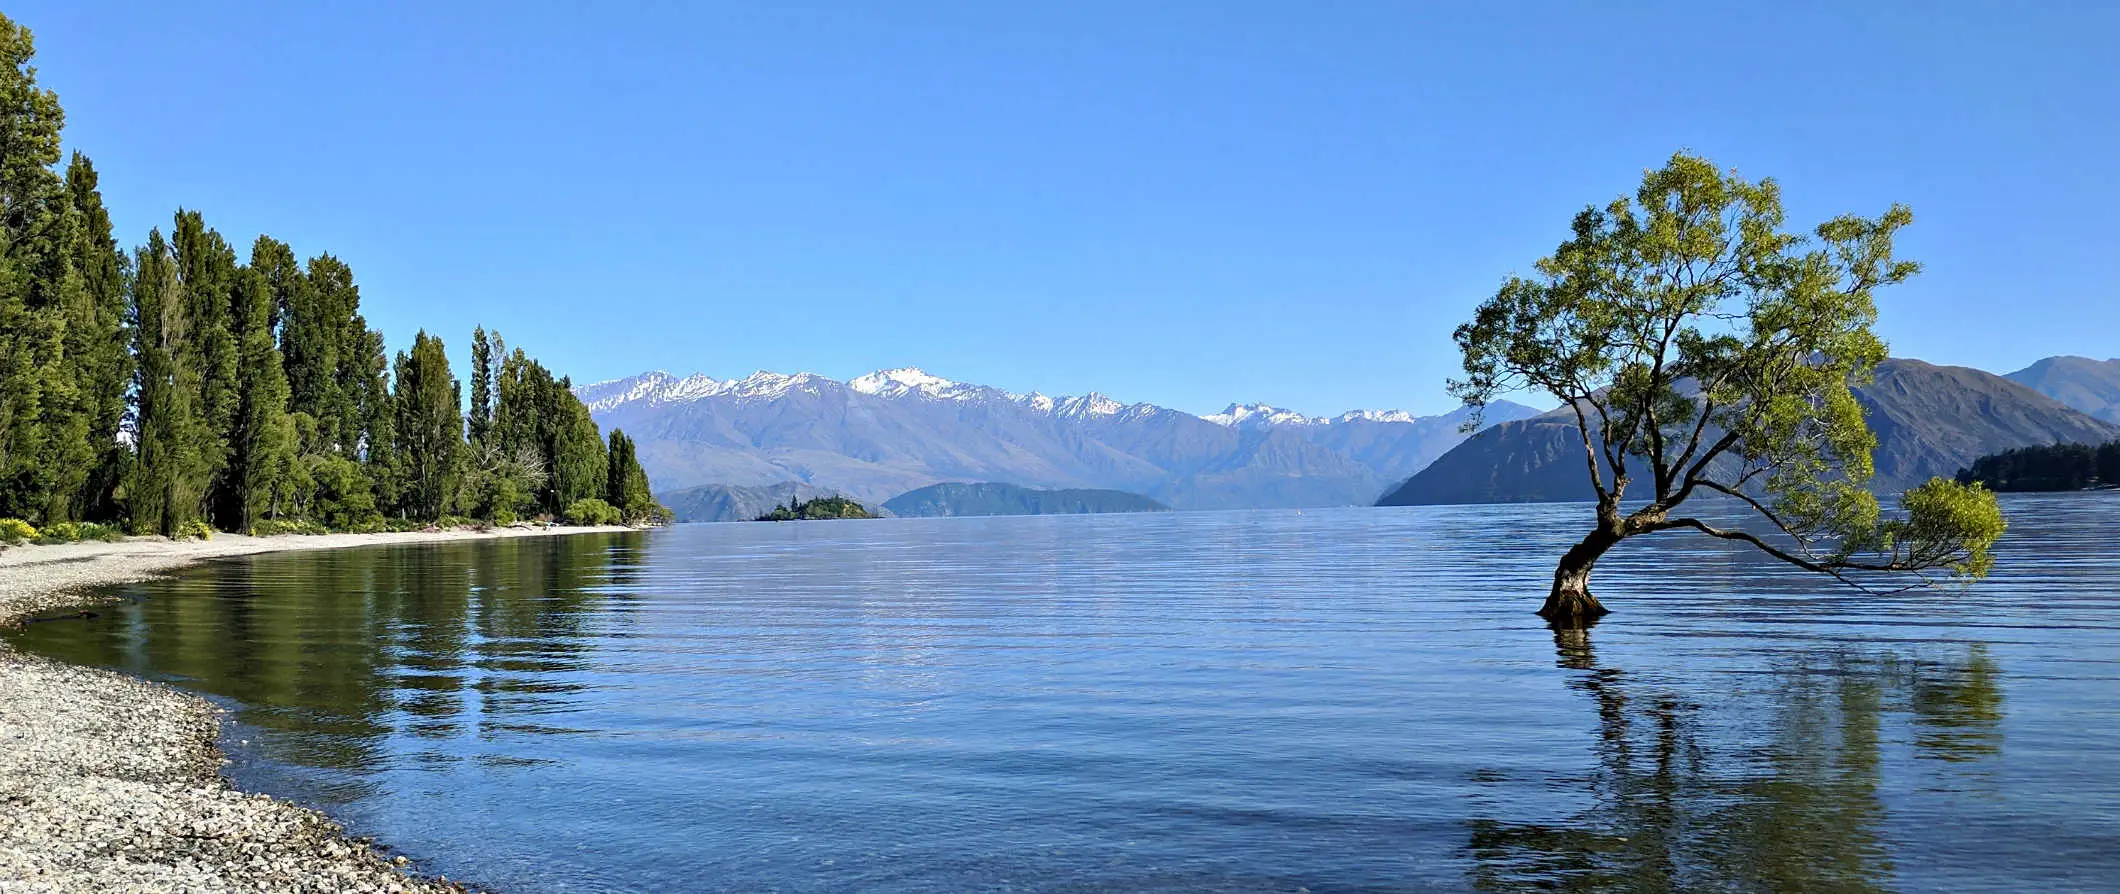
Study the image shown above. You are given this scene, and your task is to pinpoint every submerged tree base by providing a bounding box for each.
[1538,589,1610,627]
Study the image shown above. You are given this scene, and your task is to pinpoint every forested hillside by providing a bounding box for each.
[0,15,657,537]
[883,482,1169,517]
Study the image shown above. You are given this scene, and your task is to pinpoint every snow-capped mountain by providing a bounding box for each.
[585,367,1458,429]
[580,366,1542,518]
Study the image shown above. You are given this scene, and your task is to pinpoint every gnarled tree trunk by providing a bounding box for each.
[1540,523,1620,626]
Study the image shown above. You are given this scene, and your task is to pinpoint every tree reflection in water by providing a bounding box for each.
[1468,623,2004,892]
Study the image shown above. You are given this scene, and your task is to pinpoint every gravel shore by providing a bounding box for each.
[0,526,636,893]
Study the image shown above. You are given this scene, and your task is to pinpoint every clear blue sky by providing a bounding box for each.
[14,1,2117,416]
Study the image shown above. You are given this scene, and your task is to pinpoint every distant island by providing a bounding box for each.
[1957,441,2120,492]
[883,482,1170,518]
[754,496,875,522]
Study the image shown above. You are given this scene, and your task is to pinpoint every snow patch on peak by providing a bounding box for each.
[1056,393,1124,418]
[718,370,839,400]
[1333,409,1420,424]
[578,371,679,412]
[1204,403,1323,428]
[848,367,973,400]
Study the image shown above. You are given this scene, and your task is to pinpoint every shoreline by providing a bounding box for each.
[0,524,639,892]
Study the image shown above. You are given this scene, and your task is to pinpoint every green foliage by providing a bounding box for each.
[1449,152,2005,592]
[129,229,211,537]
[176,519,214,541]
[1957,441,2120,492]
[562,497,622,526]
[493,346,607,516]
[0,518,37,544]
[34,520,122,543]
[390,331,462,519]
[308,455,381,532]
[230,259,297,532]
[0,15,74,524]
[468,326,494,447]
[604,429,659,523]
[64,153,133,524]
[0,18,633,543]
[754,495,874,522]
[250,517,327,537]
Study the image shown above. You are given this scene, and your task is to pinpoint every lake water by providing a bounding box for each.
[12,497,2120,892]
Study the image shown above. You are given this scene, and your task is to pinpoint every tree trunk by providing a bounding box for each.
[1540,524,1619,626]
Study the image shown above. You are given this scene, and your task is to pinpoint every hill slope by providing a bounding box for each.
[585,368,1541,511]
[2006,356,2120,424]
[1379,359,2120,505]
[883,482,1169,517]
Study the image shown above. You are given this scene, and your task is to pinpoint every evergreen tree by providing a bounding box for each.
[353,324,397,511]
[229,261,295,530]
[605,429,655,521]
[391,331,462,519]
[284,251,345,446]
[64,153,131,522]
[0,14,71,521]
[128,230,208,535]
[171,209,240,525]
[493,348,609,516]
[469,325,494,447]
[551,375,607,510]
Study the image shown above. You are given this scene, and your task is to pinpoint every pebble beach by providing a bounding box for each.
[0,526,633,893]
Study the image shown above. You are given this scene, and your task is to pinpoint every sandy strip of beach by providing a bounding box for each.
[0,525,637,893]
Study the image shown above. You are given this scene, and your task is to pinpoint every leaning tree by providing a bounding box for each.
[1449,152,2006,625]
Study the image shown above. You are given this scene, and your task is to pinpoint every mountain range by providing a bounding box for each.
[580,368,1543,513]
[1379,358,2120,505]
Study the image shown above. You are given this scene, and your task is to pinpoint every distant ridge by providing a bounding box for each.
[2006,356,2120,424]
[1378,358,2120,506]
[584,367,1542,510]
[883,482,1170,518]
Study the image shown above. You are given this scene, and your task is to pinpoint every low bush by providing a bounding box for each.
[251,518,328,537]
[75,522,124,542]
[36,521,81,543]
[1,518,39,544]
[176,519,215,541]
[562,498,621,526]
[491,508,518,527]
[436,515,477,530]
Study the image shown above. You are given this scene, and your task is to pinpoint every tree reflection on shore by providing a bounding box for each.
[1468,624,2004,892]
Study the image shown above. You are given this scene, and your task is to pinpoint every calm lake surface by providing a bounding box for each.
[13,497,2120,892]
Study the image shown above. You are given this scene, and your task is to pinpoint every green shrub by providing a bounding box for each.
[251,518,328,537]
[36,521,82,543]
[176,519,214,541]
[491,508,518,527]
[563,498,621,526]
[76,522,124,542]
[436,515,477,530]
[0,518,39,544]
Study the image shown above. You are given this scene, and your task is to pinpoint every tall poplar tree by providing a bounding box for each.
[391,331,462,519]
[129,230,207,535]
[229,261,295,530]
[605,429,655,521]
[171,209,240,524]
[468,326,494,447]
[64,152,131,522]
[0,14,70,520]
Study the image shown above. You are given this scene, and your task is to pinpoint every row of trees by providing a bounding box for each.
[0,14,660,536]
[1956,442,2120,492]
